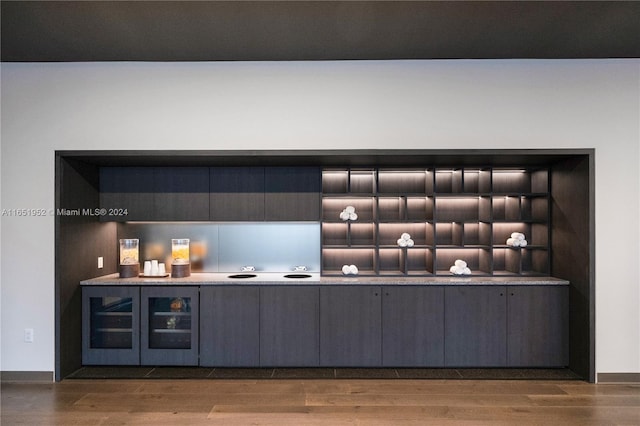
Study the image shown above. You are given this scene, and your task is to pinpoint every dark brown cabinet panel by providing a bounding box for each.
[382,286,444,366]
[209,167,265,221]
[444,286,507,367]
[100,166,321,221]
[507,285,569,367]
[140,286,199,366]
[319,286,381,366]
[100,167,209,221]
[100,167,155,221]
[210,166,321,221]
[153,167,209,221]
[260,286,319,366]
[264,167,321,221]
[199,286,260,367]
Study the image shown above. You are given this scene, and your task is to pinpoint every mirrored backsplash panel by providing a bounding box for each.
[118,222,321,273]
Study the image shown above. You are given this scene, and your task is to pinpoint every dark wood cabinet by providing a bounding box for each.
[260,286,319,366]
[100,167,155,221]
[319,286,382,366]
[100,165,321,221]
[264,167,321,221]
[507,285,569,367]
[210,166,321,221]
[444,285,507,367]
[82,286,140,365]
[153,167,209,221]
[100,167,209,221]
[382,286,445,366]
[210,167,265,221]
[140,286,199,366]
[82,282,568,369]
[444,284,568,367]
[199,286,260,367]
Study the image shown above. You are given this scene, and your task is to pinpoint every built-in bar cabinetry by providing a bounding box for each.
[61,150,592,381]
[321,167,550,276]
[82,282,568,368]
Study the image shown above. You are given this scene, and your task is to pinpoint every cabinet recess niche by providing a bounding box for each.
[321,167,550,276]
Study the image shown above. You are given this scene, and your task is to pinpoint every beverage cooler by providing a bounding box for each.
[82,286,140,365]
[82,286,199,366]
[141,286,199,365]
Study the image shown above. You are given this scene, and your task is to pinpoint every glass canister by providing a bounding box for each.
[171,239,190,264]
[119,239,139,265]
[119,239,140,278]
[171,239,191,278]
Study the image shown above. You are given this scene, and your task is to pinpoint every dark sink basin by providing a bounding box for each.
[283,274,312,279]
[227,274,257,279]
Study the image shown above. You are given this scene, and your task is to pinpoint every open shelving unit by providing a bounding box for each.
[321,167,550,276]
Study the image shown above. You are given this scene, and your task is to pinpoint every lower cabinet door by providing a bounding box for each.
[260,286,320,366]
[444,286,507,367]
[382,286,445,367]
[199,286,260,367]
[82,286,140,365]
[507,285,569,367]
[320,286,382,367]
[141,286,199,366]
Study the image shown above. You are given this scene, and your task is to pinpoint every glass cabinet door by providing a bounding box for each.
[147,296,192,349]
[141,286,199,365]
[82,286,140,365]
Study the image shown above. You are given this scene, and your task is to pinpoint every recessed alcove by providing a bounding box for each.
[56,149,594,382]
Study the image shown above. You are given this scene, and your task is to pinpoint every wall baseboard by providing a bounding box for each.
[1,371,54,382]
[597,373,640,383]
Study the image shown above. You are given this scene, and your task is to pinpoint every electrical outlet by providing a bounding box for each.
[98,257,104,269]
[24,328,34,343]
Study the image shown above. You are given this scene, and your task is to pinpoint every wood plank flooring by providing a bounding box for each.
[2,379,639,425]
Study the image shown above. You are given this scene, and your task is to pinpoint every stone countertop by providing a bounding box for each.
[81,272,569,286]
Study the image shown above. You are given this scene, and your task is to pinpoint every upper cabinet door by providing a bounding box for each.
[101,165,320,221]
[210,167,265,221]
[153,167,209,221]
[100,167,155,221]
[100,167,210,221]
[265,167,321,221]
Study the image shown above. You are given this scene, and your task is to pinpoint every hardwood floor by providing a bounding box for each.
[2,379,639,425]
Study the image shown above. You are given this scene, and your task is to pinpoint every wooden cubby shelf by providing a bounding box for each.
[321,167,550,276]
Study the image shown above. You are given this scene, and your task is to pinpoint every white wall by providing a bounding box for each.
[1,60,639,377]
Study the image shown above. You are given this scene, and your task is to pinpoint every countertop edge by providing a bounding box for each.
[80,273,570,286]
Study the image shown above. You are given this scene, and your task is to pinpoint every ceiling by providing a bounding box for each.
[2,1,639,62]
